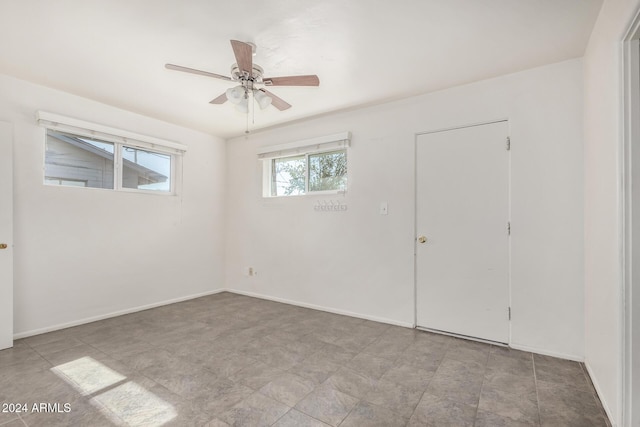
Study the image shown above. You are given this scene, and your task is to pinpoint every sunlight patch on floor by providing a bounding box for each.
[51,356,126,395]
[52,356,177,426]
[90,381,177,426]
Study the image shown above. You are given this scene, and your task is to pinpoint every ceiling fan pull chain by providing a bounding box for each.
[245,104,250,134]
[252,94,256,126]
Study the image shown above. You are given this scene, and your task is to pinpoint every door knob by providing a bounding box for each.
[0,243,7,249]
[418,236,427,244]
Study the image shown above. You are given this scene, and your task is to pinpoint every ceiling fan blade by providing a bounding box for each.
[230,40,253,75]
[263,75,320,86]
[260,89,291,111]
[209,93,227,104]
[165,63,232,81]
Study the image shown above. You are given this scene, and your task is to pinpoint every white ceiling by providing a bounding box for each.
[0,0,602,139]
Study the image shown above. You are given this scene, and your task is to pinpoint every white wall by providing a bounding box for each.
[0,73,227,336]
[225,59,585,359]
[584,1,640,425]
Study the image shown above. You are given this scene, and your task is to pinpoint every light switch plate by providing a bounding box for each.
[380,202,388,215]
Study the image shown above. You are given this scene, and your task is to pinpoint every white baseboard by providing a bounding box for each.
[509,342,584,362]
[584,361,617,427]
[13,288,227,339]
[227,288,414,329]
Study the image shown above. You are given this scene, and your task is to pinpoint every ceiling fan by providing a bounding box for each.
[165,40,320,112]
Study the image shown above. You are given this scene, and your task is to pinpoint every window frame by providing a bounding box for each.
[265,150,348,198]
[260,132,350,198]
[38,112,185,195]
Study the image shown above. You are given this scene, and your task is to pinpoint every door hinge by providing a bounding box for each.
[506,137,511,151]
[508,307,511,320]
[507,221,511,235]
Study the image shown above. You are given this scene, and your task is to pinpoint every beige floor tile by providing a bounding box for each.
[0,293,611,426]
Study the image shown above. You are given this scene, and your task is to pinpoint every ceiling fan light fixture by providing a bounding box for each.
[235,96,249,113]
[254,90,272,110]
[226,85,245,105]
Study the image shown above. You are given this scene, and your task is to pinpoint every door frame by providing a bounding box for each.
[622,9,640,426]
[0,121,13,351]
[413,118,512,346]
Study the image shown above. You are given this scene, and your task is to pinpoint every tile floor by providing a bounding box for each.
[0,292,609,426]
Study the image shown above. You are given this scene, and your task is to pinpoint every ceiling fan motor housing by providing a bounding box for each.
[231,63,264,86]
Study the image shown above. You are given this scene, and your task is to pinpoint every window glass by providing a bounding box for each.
[121,146,171,192]
[44,129,176,194]
[272,156,306,196]
[45,178,87,187]
[45,130,114,189]
[267,149,348,197]
[308,150,347,192]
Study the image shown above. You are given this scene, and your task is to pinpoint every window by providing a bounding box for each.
[259,132,350,197]
[272,155,306,196]
[38,111,186,194]
[308,150,347,192]
[45,131,115,189]
[121,146,172,192]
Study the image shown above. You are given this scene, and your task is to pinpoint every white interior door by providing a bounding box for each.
[0,122,13,350]
[416,121,510,343]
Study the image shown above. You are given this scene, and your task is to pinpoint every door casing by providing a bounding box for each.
[0,121,13,350]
